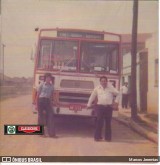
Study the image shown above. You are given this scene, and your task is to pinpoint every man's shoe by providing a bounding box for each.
[40,134,47,138]
[51,135,58,138]
[105,139,111,142]
[94,138,102,142]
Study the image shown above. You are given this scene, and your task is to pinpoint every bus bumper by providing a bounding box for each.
[53,107,118,117]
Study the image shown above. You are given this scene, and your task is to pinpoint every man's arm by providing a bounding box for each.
[109,85,120,110]
[35,83,43,109]
[87,88,97,108]
[110,85,120,103]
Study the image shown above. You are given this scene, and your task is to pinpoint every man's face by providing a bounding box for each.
[125,83,128,86]
[45,76,51,83]
[100,78,107,88]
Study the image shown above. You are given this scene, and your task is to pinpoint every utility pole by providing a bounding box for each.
[2,44,5,83]
[131,0,138,120]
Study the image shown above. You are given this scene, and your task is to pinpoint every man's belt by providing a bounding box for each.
[39,97,50,100]
[97,104,112,108]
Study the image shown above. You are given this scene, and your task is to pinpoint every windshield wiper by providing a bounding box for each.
[59,51,76,72]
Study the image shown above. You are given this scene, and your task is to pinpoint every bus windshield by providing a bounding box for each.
[37,39,119,74]
[80,42,119,73]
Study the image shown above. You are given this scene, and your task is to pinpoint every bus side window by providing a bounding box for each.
[109,49,118,73]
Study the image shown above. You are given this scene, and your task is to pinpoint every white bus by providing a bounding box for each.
[32,28,121,117]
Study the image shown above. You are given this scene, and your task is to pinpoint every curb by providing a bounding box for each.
[129,119,158,144]
[114,117,158,144]
[138,115,158,133]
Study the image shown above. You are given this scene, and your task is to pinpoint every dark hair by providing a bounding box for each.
[44,73,52,81]
[100,76,108,81]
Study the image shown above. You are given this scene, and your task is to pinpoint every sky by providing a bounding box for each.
[0,0,158,78]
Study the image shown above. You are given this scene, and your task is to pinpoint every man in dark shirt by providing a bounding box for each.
[37,73,56,138]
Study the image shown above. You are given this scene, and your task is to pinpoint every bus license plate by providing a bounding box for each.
[69,105,82,111]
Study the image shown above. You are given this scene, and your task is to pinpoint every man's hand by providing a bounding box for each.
[86,105,92,110]
[35,104,38,110]
[112,102,119,110]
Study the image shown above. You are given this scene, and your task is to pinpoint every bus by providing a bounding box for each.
[32,28,121,117]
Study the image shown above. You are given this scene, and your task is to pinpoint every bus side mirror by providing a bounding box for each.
[30,45,36,61]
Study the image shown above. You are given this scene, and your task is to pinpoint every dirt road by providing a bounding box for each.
[0,95,158,156]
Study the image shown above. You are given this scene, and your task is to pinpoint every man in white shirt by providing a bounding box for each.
[87,76,120,142]
[121,82,129,109]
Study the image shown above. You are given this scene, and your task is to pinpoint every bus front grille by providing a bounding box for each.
[59,92,90,104]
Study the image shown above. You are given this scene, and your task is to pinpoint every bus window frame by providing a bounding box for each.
[37,37,80,73]
[79,40,120,75]
[38,39,53,69]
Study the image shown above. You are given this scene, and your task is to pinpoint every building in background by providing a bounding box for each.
[145,32,158,114]
[121,32,158,114]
